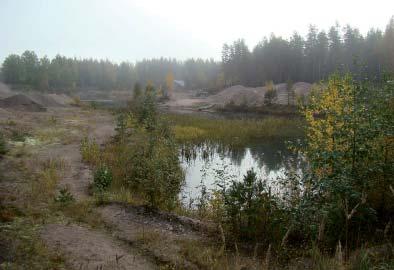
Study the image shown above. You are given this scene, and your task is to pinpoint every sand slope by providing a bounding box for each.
[0,94,47,112]
[211,82,312,106]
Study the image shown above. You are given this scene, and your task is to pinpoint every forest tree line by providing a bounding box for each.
[1,17,393,92]
[0,53,220,92]
[223,17,394,86]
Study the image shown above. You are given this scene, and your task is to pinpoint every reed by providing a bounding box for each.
[165,113,304,146]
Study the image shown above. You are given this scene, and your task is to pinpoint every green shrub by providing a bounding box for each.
[213,169,288,245]
[90,101,98,109]
[117,128,184,209]
[0,133,7,156]
[0,218,65,269]
[49,115,57,125]
[93,166,113,192]
[168,113,304,146]
[11,129,30,142]
[54,187,75,205]
[264,80,278,105]
[104,85,184,210]
[72,96,81,106]
[298,74,394,249]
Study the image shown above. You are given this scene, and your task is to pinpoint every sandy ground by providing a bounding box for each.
[212,82,312,106]
[160,82,312,113]
[0,105,227,269]
[99,204,210,269]
[160,91,210,110]
[1,107,158,269]
[42,224,157,270]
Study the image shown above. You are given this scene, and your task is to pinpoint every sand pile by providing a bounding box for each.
[0,81,73,109]
[211,82,312,106]
[0,94,47,112]
[0,82,13,99]
[274,82,312,105]
[293,82,312,96]
[0,91,73,112]
[28,93,64,107]
[211,85,265,106]
[28,93,72,107]
[47,94,73,106]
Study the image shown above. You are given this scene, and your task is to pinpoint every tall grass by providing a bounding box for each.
[0,132,7,156]
[165,113,304,146]
[80,136,100,166]
[29,158,67,206]
[0,217,65,269]
[0,156,68,269]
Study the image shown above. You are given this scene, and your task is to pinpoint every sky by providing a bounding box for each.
[1,0,393,63]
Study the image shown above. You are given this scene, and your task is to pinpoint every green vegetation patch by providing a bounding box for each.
[0,218,65,269]
[0,132,8,156]
[167,113,304,146]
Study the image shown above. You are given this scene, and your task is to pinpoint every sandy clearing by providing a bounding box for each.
[27,108,116,199]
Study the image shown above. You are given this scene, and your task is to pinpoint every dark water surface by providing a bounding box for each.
[180,140,305,201]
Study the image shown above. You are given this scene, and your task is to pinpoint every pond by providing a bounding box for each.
[179,139,305,203]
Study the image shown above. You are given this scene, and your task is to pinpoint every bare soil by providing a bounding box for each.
[99,203,211,269]
[41,224,157,270]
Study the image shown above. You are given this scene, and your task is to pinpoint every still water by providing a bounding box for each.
[179,140,305,201]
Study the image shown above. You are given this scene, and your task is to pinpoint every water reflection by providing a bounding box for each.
[180,140,305,200]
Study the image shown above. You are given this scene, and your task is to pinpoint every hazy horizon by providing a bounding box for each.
[1,0,393,63]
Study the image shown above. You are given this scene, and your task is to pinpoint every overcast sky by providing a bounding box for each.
[1,0,393,63]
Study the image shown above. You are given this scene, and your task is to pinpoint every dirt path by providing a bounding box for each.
[99,204,211,269]
[42,224,157,270]
[29,108,161,269]
[28,108,115,200]
[0,106,160,269]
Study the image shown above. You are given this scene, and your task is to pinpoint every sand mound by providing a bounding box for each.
[273,82,312,105]
[0,82,13,99]
[211,85,265,106]
[28,93,64,107]
[0,82,72,108]
[211,82,312,106]
[28,93,72,107]
[293,82,312,96]
[0,94,47,112]
[47,94,73,106]
[27,93,72,107]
